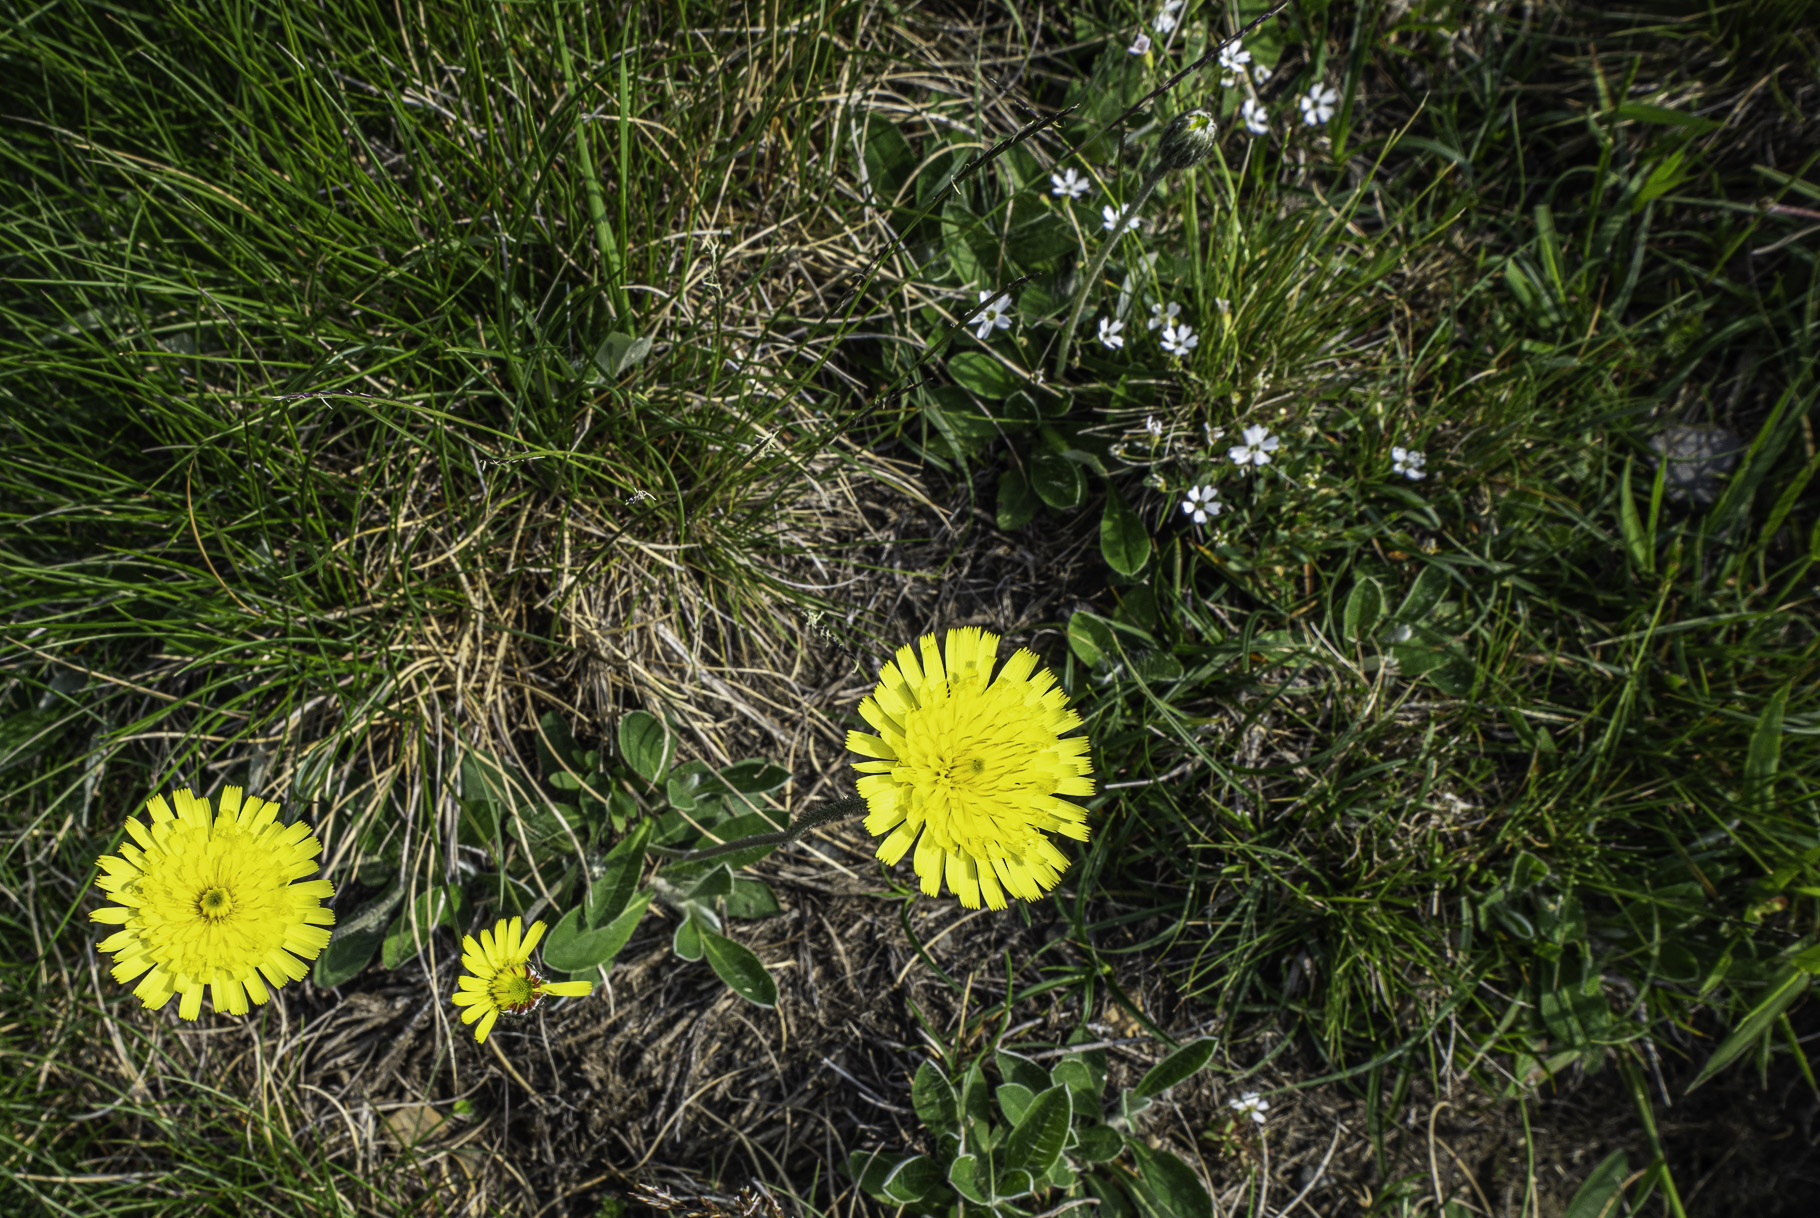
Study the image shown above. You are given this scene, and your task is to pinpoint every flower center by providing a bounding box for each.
[196,885,235,920]
[933,754,990,789]
[494,968,543,1014]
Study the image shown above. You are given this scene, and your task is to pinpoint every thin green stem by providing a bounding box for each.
[1620,1049,1689,1218]
[651,793,870,863]
[553,16,630,322]
[1054,168,1165,379]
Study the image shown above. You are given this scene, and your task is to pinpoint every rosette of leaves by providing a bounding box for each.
[312,709,791,1008]
[537,709,792,1008]
[848,1036,1221,1217]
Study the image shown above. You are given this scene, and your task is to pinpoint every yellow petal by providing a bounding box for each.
[976,863,1008,911]
[136,973,176,1010]
[913,834,944,897]
[946,853,981,909]
[916,635,944,688]
[844,731,895,760]
[178,984,205,1021]
[124,817,156,851]
[110,954,154,984]
[877,823,917,866]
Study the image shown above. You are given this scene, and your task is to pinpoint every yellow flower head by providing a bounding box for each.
[91,786,336,1020]
[451,917,593,1043]
[846,627,1095,909]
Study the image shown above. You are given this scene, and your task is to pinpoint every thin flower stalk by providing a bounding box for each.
[1054,111,1215,377]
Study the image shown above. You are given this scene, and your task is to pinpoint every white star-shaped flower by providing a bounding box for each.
[1160,323,1199,356]
[1299,83,1339,126]
[1240,97,1269,136]
[1181,484,1221,523]
[1228,425,1280,467]
[1097,316,1125,350]
[1391,446,1428,481]
[1147,300,1182,331]
[973,291,1013,341]
[1218,44,1250,85]
[1145,415,1164,436]
[1229,1092,1269,1125]
[1050,166,1089,198]
[1154,8,1179,34]
[1128,32,1152,56]
[1253,63,1272,84]
[1102,202,1135,232]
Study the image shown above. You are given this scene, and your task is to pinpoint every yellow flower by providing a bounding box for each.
[91,786,336,1020]
[451,917,593,1043]
[846,627,1095,909]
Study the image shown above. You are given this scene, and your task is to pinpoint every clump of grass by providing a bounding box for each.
[0,963,468,1215]
[0,0,921,1207]
[990,0,1819,1204]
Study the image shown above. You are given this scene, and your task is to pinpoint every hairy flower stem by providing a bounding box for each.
[1053,167,1165,379]
[653,793,869,863]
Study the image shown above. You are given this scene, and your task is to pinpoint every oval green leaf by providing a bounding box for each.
[1067,610,1116,668]
[1128,1143,1213,1218]
[312,926,383,990]
[1030,451,1085,509]
[1099,485,1151,576]
[698,924,777,1007]
[949,351,1021,400]
[1343,576,1383,642]
[1563,1150,1631,1218]
[1075,1123,1123,1163]
[913,1060,959,1134]
[619,710,673,785]
[997,464,1039,530]
[1132,1036,1217,1100]
[672,914,704,962]
[947,1154,989,1204]
[881,1155,944,1204]
[1003,1084,1072,1178]
[543,890,653,972]
[724,877,782,920]
[996,1082,1034,1125]
[585,819,653,930]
